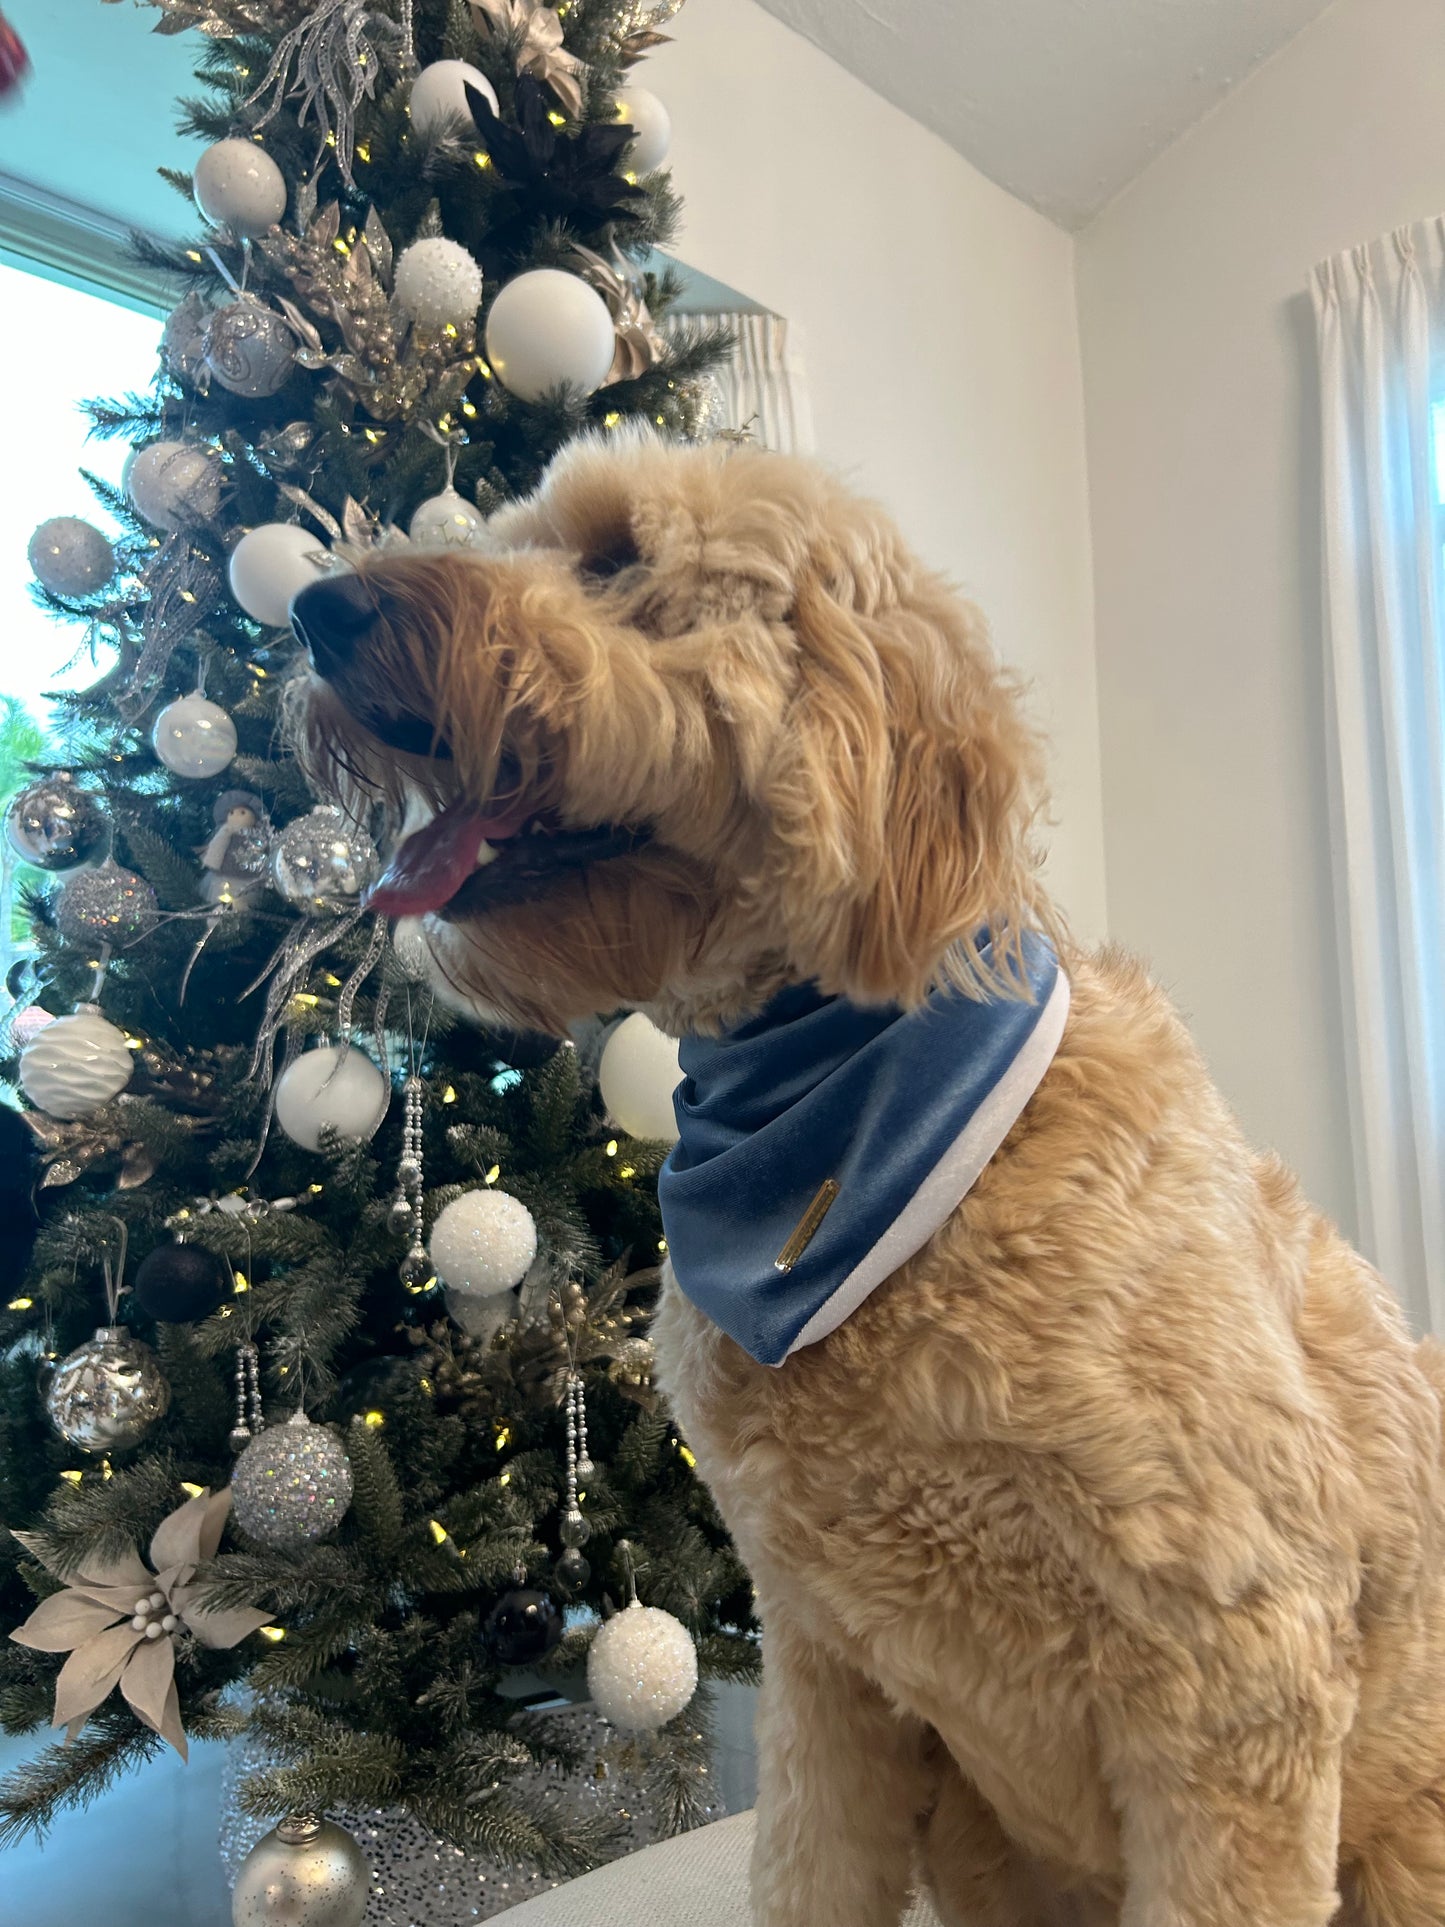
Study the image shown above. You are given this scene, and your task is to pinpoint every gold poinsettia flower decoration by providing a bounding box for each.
[9,1487,270,1759]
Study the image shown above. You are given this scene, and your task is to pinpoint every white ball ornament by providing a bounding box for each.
[598,1013,681,1143]
[274,1044,388,1151]
[124,441,222,532]
[485,269,616,402]
[394,237,483,331]
[28,517,114,598]
[409,58,498,136]
[193,137,287,237]
[19,1007,133,1120]
[587,1601,698,1732]
[229,521,332,628]
[614,86,672,176]
[152,694,238,779]
[431,1188,537,1299]
[408,488,488,549]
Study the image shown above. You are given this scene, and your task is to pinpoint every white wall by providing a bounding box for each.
[651,0,1107,941]
[1078,0,1445,1253]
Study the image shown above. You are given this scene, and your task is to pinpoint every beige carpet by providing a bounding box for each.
[501,1810,943,1924]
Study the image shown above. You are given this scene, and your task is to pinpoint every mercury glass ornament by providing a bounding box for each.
[394,237,483,331]
[484,270,615,403]
[204,294,294,398]
[54,858,158,948]
[124,439,223,533]
[19,1006,133,1119]
[271,806,378,915]
[407,488,488,550]
[231,1814,368,1927]
[45,1327,170,1454]
[430,1188,537,1298]
[193,137,287,238]
[274,1046,389,1152]
[586,1601,699,1733]
[28,516,115,598]
[5,772,109,871]
[152,693,238,778]
[231,1411,354,1550]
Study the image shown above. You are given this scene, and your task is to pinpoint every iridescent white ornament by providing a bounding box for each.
[274,1044,389,1151]
[124,440,223,532]
[598,1013,681,1143]
[230,1410,355,1550]
[19,1006,133,1119]
[409,58,497,136]
[408,488,488,549]
[229,522,332,628]
[5,773,109,871]
[152,694,238,778]
[54,858,158,947]
[394,237,483,331]
[28,517,115,598]
[45,1326,171,1455]
[203,294,294,398]
[271,805,379,915]
[430,1188,537,1298]
[484,269,616,402]
[193,137,288,237]
[586,1601,698,1733]
[613,86,671,175]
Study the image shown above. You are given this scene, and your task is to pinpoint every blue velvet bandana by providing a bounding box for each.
[658,935,1069,1367]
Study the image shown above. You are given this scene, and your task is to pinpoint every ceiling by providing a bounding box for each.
[755,0,1339,230]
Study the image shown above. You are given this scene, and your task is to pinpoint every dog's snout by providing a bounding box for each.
[291,573,380,678]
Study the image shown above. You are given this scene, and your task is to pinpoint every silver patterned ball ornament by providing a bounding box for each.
[54,858,158,948]
[231,1411,354,1550]
[45,1327,171,1454]
[586,1601,699,1733]
[5,772,109,871]
[152,693,239,778]
[271,806,379,915]
[231,1814,369,1927]
[28,516,115,598]
[19,1006,133,1119]
[204,295,295,399]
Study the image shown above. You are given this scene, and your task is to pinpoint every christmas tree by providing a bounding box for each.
[0,0,756,1899]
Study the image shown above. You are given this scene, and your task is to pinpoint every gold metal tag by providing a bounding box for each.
[773,1178,841,1273]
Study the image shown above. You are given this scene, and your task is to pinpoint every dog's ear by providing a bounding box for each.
[758,543,1049,1006]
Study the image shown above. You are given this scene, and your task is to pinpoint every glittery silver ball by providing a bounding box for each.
[231,1815,368,1927]
[230,1412,354,1549]
[29,516,115,598]
[203,294,294,398]
[45,1327,170,1455]
[586,1602,698,1733]
[271,806,379,915]
[54,858,158,947]
[5,773,109,872]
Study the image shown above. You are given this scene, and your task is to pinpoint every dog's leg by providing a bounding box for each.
[749,1611,932,1927]
[1340,1788,1445,1926]
[922,1766,1094,1927]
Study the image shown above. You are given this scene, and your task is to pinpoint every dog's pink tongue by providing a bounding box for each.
[366,800,525,917]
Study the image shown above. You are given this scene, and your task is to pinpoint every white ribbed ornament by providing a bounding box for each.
[19,1006,133,1119]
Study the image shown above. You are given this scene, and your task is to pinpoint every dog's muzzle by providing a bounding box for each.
[291,574,381,679]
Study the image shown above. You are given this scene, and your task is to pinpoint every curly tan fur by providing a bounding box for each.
[293,433,1445,1925]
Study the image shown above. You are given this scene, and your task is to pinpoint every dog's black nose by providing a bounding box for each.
[291,573,380,678]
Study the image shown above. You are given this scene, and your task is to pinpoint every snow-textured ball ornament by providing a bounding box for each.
[54,858,158,948]
[431,1188,537,1299]
[271,805,379,915]
[28,516,115,598]
[409,58,497,136]
[19,1006,133,1119]
[124,439,222,533]
[231,1815,369,1927]
[5,772,109,871]
[193,137,287,237]
[229,521,332,629]
[484,269,616,402]
[598,1013,681,1143]
[45,1326,170,1455]
[203,294,294,399]
[408,488,488,549]
[394,237,483,331]
[274,1044,389,1151]
[613,86,671,176]
[230,1411,354,1549]
[152,694,238,779]
[586,1602,698,1733]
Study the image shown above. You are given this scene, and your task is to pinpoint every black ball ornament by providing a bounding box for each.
[133,1242,229,1323]
[484,1588,563,1666]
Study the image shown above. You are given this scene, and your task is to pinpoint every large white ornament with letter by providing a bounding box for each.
[485,269,615,402]
[598,1013,682,1143]
[229,522,331,628]
[274,1045,389,1151]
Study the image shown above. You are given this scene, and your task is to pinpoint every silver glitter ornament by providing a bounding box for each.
[204,294,295,399]
[231,1411,354,1549]
[28,516,115,598]
[271,806,378,915]
[162,292,211,385]
[231,1813,369,1927]
[53,858,158,948]
[45,1326,171,1454]
[5,772,109,871]
[586,1601,699,1733]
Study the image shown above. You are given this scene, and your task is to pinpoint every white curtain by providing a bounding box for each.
[1312,220,1445,1333]
[661,311,815,456]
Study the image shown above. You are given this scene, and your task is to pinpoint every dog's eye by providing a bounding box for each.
[577,529,641,582]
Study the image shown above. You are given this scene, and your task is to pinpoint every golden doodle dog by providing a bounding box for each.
[289,433,1445,1927]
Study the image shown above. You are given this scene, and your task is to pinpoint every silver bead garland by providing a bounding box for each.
[396,1074,435,1292]
[230,1340,263,1452]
